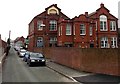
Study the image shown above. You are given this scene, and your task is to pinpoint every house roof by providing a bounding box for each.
[45,4,61,11]
[88,12,96,17]
[14,36,25,43]
[96,3,110,12]
[29,4,69,25]
[88,3,117,20]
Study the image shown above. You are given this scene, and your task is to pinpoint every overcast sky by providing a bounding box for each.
[0,0,120,41]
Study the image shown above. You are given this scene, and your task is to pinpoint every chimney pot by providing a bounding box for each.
[85,12,88,16]
[100,3,104,7]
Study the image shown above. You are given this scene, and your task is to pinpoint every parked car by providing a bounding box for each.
[19,49,26,57]
[27,52,46,66]
[23,51,30,62]
[14,46,20,51]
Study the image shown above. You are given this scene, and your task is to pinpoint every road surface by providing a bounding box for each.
[2,47,73,82]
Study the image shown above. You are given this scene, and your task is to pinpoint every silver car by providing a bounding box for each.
[19,49,26,57]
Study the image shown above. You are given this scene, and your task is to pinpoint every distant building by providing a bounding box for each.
[28,3,118,52]
[14,36,25,47]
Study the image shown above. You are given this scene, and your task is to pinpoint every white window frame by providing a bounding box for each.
[49,20,57,31]
[101,37,108,48]
[96,21,97,31]
[61,26,62,35]
[59,26,61,36]
[110,21,116,31]
[37,20,43,30]
[89,26,92,36]
[80,24,86,35]
[111,37,117,48]
[50,37,57,43]
[74,25,75,35]
[66,24,72,35]
[100,15,108,31]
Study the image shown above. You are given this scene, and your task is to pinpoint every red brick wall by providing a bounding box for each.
[2,40,7,49]
[43,47,120,76]
[28,36,35,51]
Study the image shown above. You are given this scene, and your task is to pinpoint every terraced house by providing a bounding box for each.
[28,3,118,51]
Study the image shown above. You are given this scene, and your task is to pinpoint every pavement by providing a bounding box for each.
[46,60,120,83]
[46,59,93,83]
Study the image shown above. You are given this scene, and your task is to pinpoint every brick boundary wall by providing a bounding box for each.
[41,47,120,76]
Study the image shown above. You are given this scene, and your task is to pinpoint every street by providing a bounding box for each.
[2,47,120,83]
[2,48,74,82]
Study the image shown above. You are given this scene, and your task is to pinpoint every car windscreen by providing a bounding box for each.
[30,53,44,58]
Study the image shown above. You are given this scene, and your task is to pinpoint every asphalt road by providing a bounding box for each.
[2,48,73,82]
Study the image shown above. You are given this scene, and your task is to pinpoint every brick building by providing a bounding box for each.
[28,4,69,51]
[58,3,118,48]
[14,36,25,47]
[28,3,118,51]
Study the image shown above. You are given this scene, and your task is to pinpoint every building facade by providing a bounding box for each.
[58,3,118,48]
[28,4,69,51]
[28,3,118,51]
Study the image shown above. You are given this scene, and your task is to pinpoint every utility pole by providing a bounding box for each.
[9,30,11,40]
[6,30,11,56]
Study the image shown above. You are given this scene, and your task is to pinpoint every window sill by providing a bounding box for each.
[100,30,108,31]
[80,34,86,36]
[49,30,57,31]
[110,30,116,32]
[38,29,43,31]
[66,34,72,36]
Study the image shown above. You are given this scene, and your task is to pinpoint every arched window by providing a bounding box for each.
[100,15,107,31]
[49,9,57,14]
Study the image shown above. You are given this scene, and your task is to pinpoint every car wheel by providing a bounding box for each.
[25,59,27,62]
[23,58,24,61]
[27,61,29,64]
[28,62,31,66]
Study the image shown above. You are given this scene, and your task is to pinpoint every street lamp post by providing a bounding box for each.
[6,30,11,56]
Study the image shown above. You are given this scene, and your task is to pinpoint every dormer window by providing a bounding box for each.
[100,15,108,31]
[47,6,59,15]
[49,9,57,14]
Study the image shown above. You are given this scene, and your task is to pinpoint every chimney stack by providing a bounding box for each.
[85,12,88,17]
[100,3,104,7]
